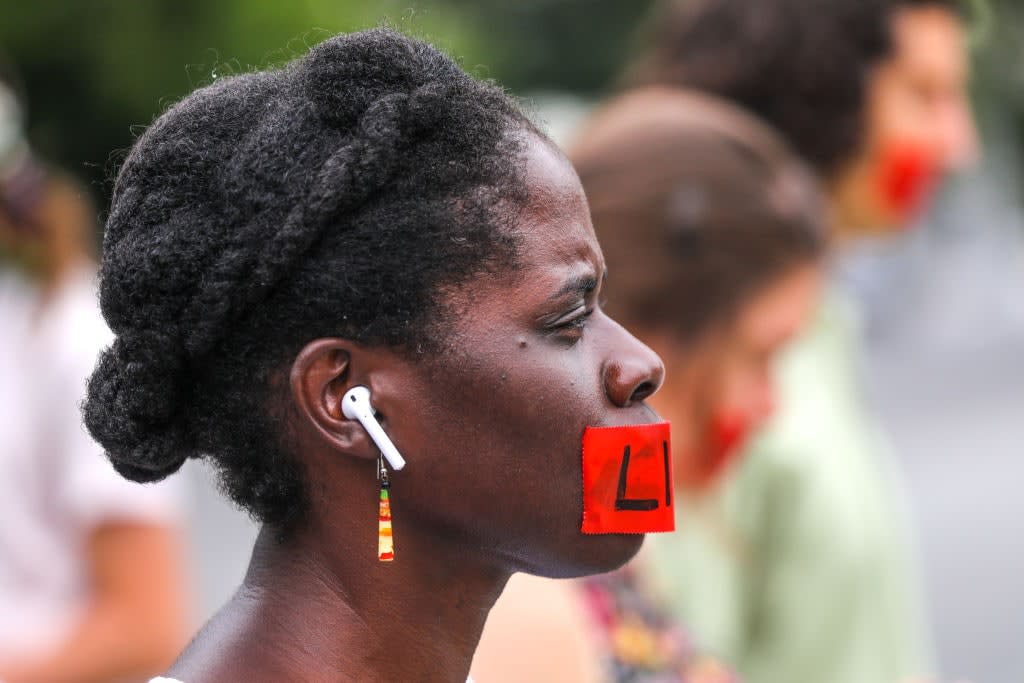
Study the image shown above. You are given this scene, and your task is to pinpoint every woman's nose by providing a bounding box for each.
[603,324,665,408]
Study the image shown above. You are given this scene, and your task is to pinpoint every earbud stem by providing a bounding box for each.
[362,416,406,471]
[342,386,406,471]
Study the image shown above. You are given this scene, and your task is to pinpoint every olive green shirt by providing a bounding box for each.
[642,293,931,683]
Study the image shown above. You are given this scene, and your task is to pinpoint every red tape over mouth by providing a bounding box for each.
[581,422,674,535]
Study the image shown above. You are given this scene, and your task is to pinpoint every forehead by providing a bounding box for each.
[890,6,968,79]
[516,135,600,269]
[436,136,603,344]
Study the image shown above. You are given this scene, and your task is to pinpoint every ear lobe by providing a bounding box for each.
[289,338,379,462]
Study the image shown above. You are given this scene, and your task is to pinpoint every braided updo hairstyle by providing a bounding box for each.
[83,29,533,528]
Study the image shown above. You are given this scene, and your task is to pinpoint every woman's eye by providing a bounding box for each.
[552,307,595,340]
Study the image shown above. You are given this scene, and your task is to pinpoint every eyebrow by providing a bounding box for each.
[547,268,608,303]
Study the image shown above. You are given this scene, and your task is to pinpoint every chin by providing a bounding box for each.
[520,532,646,579]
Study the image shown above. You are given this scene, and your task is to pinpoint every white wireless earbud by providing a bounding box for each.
[341,386,406,471]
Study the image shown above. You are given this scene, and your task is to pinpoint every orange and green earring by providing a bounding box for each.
[377,456,394,562]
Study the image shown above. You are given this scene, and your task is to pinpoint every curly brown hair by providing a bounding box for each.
[629,0,965,178]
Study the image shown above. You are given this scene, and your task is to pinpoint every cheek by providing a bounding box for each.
[394,345,598,531]
[706,362,774,442]
[391,334,655,575]
[743,372,776,425]
[715,359,763,413]
[708,410,753,453]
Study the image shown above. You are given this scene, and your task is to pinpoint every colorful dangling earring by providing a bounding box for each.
[377,455,394,562]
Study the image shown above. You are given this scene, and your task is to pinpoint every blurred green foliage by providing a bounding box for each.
[971,0,1024,136]
[3,0,1021,210]
[0,0,656,207]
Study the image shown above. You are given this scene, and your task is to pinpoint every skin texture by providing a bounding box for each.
[166,135,664,683]
[831,4,977,233]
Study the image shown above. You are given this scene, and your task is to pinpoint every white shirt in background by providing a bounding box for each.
[0,267,183,661]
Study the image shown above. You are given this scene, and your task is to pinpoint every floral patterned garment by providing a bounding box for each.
[579,568,739,683]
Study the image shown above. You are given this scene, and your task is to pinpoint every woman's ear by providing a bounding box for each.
[289,338,379,462]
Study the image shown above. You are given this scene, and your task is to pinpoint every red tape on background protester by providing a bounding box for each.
[876,139,938,224]
[581,422,674,535]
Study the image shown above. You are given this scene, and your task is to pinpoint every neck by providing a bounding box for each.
[175,505,507,682]
[825,173,874,247]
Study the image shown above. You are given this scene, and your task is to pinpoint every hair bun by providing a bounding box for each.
[301,28,461,129]
[83,330,192,482]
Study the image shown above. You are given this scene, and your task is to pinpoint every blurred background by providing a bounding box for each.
[1,1,1022,681]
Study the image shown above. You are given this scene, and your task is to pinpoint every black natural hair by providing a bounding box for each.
[629,0,965,178]
[83,28,533,529]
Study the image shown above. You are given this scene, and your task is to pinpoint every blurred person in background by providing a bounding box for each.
[0,67,189,683]
[472,87,827,683]
[629,1,979,682]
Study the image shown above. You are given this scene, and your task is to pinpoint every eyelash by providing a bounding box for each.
[560,309,594,330]
[554,298,605,338]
